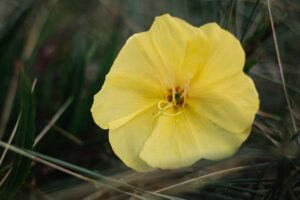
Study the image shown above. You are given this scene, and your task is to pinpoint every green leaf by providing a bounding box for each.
[0,70,35,199]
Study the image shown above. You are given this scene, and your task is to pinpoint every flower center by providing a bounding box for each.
[166,86,186,107]
[155,81,189,117]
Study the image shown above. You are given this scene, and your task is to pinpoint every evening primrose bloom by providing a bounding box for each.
[91,14,259,172]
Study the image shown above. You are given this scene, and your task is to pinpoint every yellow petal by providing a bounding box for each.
[91,72,160,130]
[150,14,209,83]
[192,23,245,85]
[186,109,250,160]
[109,106,157,172]
[189,73,259,133]
[140,109,249,169]
[110,30,168,83]
[139,114,201,169]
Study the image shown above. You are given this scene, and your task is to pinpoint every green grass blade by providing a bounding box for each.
[241,0,261,43]
[0,71,35,199]
[0,141,181,200]
[224,0,237,31]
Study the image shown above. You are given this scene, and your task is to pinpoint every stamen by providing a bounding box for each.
[180,79,190,107]
[172,86,176,105]
[155,80,190,118]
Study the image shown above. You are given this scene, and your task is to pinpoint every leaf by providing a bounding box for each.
[0,70,35,199]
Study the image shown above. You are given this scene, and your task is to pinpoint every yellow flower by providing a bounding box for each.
[91,14,259,172]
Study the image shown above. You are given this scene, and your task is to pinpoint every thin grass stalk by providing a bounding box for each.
[33,188,56,200]
[225,0,237,30]
[155,163,269,192]
[0,141,182,200]
[0,141,148,200]
[0,113,21,168]
[214,183,265,196]
[52,125,84,146]
[249,72,300,94]
[241,0,261,42]
[82,190,105,200]
[266,0,298,134]
[29,149,182,200]
[34,97,73,146]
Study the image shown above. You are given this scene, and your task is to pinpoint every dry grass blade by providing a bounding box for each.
[253,121,280,147]
[34,97,73,146]
[52,125,84,146]
[0,168,12,188]
[0,113,21,168]
[257,110,280,121]
[33,188,56,200]
[266,0,298,134]
[82,190,104,200]
[31,78,37,93]
[250,72,300,94]
[155,163,268,192]
[0,168,11,187]
[0,141,148,200]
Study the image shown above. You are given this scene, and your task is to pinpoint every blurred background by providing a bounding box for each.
[0,0,299,199]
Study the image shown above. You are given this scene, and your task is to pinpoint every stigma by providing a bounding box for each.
[154,81,189,117]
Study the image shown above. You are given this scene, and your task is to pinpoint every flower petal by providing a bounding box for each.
[140,109,249,169]
[91,72,160,129]
[150,14,209,83]
[110,30,169,83]
[192,23,245,85]
[189,73,259,133]
[109,106,157,172]
[139,114,202,169]
[184,109,250,160]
